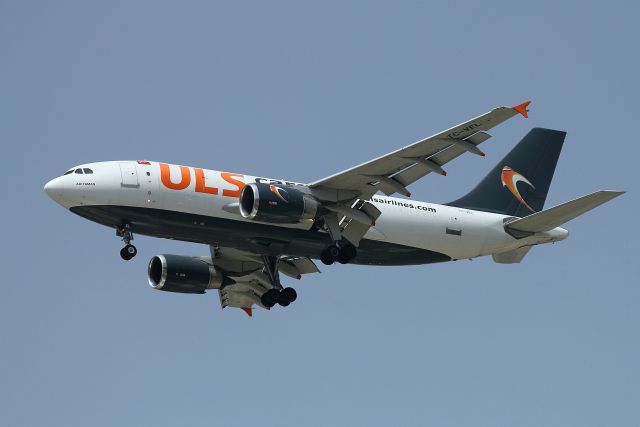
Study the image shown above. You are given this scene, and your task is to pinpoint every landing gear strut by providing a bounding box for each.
[318,213,357,265]
[259,255,298,308]
[116,224,137,261]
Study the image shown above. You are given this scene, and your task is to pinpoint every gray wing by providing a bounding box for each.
[309,102,530,198]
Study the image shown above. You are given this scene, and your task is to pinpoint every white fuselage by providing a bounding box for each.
[44,161,568,262]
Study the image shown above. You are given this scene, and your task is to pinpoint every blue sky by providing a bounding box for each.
[1,1,638,426]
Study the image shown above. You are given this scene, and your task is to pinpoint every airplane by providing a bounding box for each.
[44,101,623,316]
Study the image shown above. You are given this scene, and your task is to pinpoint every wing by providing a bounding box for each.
[309,101,531,199]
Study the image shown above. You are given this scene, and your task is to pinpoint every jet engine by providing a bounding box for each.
[147,254,231,294]
[239,183,319,223]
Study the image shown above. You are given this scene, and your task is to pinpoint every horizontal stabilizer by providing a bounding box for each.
[505,190,624,234]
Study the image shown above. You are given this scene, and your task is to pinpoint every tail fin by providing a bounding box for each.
[447,128,566,216]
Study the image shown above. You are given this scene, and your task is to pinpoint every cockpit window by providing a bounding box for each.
[63,170,74,175]
[83,168,93,174]
[75,168,84,174]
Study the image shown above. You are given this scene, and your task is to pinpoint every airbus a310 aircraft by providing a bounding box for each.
[45,102,623,316]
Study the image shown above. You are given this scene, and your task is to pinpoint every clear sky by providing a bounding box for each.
[1,1,638,426]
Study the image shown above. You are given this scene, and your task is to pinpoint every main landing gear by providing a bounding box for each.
[117,224,137,261]
[259,255,298,309]
[260,287,298,308]
[318,212,358,265]
[320,242,357,265]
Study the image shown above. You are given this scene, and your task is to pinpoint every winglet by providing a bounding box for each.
[241,307,253,317]
[512,101,531,118]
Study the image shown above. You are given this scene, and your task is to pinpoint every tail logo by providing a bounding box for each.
[501,166,536,212]
[270,184,288,203]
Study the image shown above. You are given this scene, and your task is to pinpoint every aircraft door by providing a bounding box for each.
[441,211,464,257]
[446,214,463,237]
[119,162,140,188]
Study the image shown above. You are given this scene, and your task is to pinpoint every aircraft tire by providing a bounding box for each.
[281,287,297,304]
[120,244,137,260]
[120,246,134,261]
[320,250,334,265]
[260,288,279,308]
[320,244,340,265]
[338,244,356,264]
[125,244,137,258]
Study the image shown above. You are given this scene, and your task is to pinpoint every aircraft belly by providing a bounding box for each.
[69,205,451,266]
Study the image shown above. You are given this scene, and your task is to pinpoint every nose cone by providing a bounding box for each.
[44,176,65,204]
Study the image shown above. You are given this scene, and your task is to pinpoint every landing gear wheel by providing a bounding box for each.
[338,244,357,264]
[320,250,334,265]
[117,224,137,261]
[260,288,280,308]
[280,287,297,306]
[320,244,341,265]
[120,244,137,261]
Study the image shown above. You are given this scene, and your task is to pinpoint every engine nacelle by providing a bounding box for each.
[239,182,319,224]
[147,254,228,294]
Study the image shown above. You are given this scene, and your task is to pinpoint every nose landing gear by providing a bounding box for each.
[116,224,137,261]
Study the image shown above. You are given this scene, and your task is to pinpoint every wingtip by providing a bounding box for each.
[512,100,531,118]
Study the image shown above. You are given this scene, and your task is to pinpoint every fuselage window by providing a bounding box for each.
[63,170,74,175]
[75,168,84,174]
[83,168,94,174]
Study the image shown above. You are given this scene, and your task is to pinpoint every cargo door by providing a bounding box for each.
[446,214,463,237]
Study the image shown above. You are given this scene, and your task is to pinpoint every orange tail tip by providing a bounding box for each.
[512,100,531,118]
[241,307,253,317]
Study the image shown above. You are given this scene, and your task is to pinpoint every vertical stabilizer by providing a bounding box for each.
[447,128,566,216]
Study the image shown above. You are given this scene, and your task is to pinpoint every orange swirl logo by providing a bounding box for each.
[501,166,535,212]
[269,184,288,203]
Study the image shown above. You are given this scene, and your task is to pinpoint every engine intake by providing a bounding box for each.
[239,182,319,224]
[148,254,228,294]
